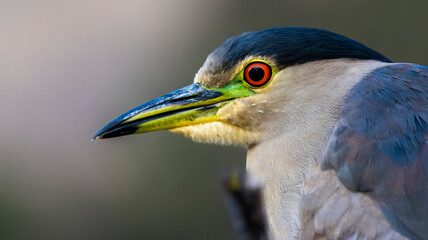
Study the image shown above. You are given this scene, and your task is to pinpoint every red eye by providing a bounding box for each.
[244,62,272,87]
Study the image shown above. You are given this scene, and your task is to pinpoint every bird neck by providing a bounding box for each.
[245,59,392,240]
[246,125,326,239]
[247,136,308,240]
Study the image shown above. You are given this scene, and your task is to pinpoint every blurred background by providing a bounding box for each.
[1,0,427,239]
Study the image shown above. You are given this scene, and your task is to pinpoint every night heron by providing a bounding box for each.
[93,27,427,240]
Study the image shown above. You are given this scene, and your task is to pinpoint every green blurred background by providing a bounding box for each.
[1,0,427,239]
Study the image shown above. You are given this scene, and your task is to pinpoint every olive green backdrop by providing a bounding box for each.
[1,0,427,239]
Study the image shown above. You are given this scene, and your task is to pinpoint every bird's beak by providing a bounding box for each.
[92,82,254,140]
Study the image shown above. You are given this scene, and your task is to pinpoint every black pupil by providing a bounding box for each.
[249,67,265,81]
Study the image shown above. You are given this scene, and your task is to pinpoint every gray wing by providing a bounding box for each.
[300,164,406,240]
[323,64,428,239]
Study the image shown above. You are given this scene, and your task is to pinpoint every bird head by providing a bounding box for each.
[92,27,390,146]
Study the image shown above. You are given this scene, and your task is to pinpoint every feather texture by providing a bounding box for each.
[323,64,428,239]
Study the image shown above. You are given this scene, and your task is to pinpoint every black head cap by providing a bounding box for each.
[209,27,391,73]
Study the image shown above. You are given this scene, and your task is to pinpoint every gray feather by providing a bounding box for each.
[323,64,428,239]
